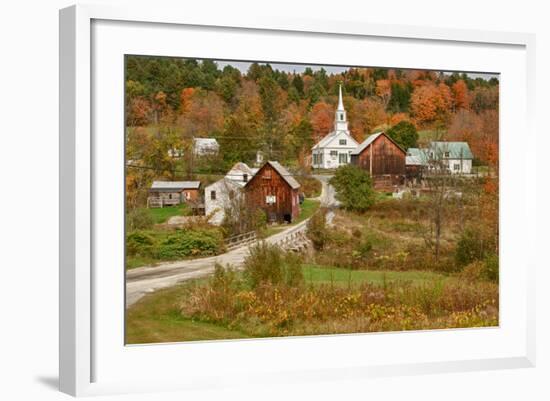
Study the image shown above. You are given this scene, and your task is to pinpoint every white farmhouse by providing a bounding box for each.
[204,162,258,225]
[311,85,359,169]
[405,142,474,175]
[204,178,242,225]
[428,142,474,174]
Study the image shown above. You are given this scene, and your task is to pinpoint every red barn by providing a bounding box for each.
[244,161,301,223]
[350,132,406,189]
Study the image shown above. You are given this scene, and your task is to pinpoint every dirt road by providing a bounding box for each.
[126,176,338,306]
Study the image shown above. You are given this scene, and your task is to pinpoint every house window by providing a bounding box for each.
[454,164,460,171]
[263,170,272,179]
[243,173,248,182]
[168,194,173,199]
[339,153,348,164]
[339,139,347,145]
[444,151,450,158]
[330,150,338,158]
[266,195,276,204]
[210,190,216,200]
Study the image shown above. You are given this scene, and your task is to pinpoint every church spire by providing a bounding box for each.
[334,83,348,132]
[337,83,345,111]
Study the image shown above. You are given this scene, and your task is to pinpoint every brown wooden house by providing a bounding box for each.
[350,132,406,189]
[244,161,301,223]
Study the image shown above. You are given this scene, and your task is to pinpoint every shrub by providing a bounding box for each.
[482,254,499,282]
[126,231,155,256]
[306,210,328,250]
[243,242,304,289]
[126,208,154,231]
[329,165,375,213]
[296,176,322,198]
[455,226,496,267]
[461,255,498,283]
[154,228,223,259]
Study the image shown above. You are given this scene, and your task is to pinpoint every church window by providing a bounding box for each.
[339,139,347,145]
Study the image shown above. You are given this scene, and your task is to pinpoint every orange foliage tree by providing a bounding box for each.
[452,80,470,110]
[309,101,333,142]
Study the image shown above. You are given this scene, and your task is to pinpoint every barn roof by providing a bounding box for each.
[430,141,474,159]
[245,161,300,190]
[150,181,201,190]
[351,131,407,156]
[350,132,383,155]
[268,161,301,189]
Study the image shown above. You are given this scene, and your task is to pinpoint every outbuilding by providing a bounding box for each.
[244,161,301,223]
[147,181,201,208]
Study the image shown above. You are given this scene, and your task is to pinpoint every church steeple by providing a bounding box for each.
[334,83,348,132]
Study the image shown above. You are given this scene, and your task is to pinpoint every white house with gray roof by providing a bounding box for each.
[311,85,359,169]
[406,142,474,174]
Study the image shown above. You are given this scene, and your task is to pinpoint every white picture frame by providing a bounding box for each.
[59,4,536,397]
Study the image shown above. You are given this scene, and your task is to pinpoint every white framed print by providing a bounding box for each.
[59,4,536,397]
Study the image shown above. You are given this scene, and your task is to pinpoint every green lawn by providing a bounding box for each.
[147,203,189,224]
[126,282,249,344]
[302,264,447,287]
[126,265,449,343]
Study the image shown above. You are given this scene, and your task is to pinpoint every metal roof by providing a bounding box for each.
[430,141,474,159]
[406,148,429,165]
[268,161,301,189]
[150,181,201,190]
[350,132,384,155]
[245,161,300,190]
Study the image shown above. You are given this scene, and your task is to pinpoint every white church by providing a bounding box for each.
[311,85,359,169]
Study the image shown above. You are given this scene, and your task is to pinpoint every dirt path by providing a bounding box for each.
[126,176,334,307]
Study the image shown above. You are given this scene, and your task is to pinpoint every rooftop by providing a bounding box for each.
[150,181,201,190]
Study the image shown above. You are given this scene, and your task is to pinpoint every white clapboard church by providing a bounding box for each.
[311,85,359,169]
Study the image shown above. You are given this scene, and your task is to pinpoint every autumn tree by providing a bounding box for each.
[375,79,392,109]
[410,83,452,127]
[348,98,387,142]
[452,79,470,111]
[310,101,333,142]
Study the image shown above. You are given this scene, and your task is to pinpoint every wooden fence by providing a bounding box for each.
[225,231,257,250]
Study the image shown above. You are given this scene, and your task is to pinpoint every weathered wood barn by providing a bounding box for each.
[350,132,406,189]
[244,161,301,223]
[147,181,201,208]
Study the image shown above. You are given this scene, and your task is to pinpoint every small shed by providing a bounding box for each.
[244,161,301,223]
[148,181,201,208]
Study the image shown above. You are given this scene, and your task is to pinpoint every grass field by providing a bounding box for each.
[147,203,189,224]
[126,281,250,344]
[125,264,448,344]
[302,264,447,287]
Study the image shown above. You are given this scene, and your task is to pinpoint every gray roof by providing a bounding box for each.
[406,148,429,166]
[246,161,300,190]
[150,181,201,191]
[430,141,474,159]
[350,132,384,155]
